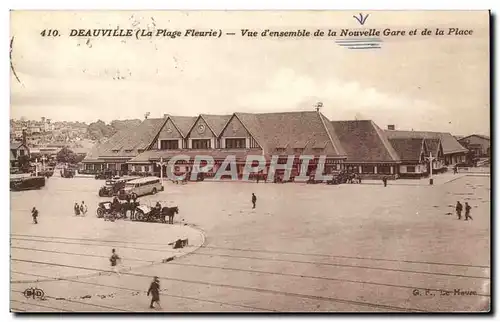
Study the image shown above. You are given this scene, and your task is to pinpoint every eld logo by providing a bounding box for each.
[23,287,45,300]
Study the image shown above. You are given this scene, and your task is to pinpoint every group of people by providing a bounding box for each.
[455,201,473,221]
[109,248,161,309]
[73,201,88,216]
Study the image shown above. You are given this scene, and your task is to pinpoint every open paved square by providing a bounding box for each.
[10,175,490,312]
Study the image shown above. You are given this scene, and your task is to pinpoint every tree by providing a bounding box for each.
[56,147,79,164]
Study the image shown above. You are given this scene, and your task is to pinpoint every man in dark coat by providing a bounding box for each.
[382,176,388,187]
[252,193,257,209]
[31,207,38,224]
[456,201,463,220]
[110,248,121,276]
[147,276,161,309]
[464,202,473,221]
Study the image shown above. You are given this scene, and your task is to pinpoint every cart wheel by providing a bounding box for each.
[135,210,144,221]
[96,208,104,218]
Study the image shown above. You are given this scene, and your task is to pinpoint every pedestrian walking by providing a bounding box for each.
[110,249,121,276]
[382,176,388,187]
[74,202,81,216]
[453,165,458,174]
[464,202,473,221]
[80,201,87,215]
[455,201,463,220]
[31,207,38,224]
[147,276,161,309]
[252,193,257,209]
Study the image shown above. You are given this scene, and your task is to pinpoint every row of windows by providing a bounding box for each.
[158,139,248,150]
[276,148,323,154]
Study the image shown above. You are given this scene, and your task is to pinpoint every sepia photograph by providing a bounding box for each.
[9,9,490,313]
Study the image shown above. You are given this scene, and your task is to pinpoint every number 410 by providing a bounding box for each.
[40,29,60,37]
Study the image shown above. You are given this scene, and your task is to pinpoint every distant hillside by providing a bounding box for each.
[87,119,142,142]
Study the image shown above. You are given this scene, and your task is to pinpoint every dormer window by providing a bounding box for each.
[160,139,179,150]
[275,148,286,153]
[294,148,304,154]
[225,138,246,149]
[124,149,133,153]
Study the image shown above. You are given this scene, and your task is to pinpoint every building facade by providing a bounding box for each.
[83,111,465,180]
[458,134,490,158]
[385,128,468,166]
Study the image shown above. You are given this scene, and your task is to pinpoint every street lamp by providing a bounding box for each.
[155,157,167,183]
[425,152,436,185]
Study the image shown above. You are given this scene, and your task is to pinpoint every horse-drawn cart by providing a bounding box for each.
[96,200,129,221]
[134,204,179,224]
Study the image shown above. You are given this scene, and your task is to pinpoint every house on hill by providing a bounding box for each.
[10,142,30,168]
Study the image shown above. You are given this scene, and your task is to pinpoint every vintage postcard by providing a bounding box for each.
[9,10,490,313]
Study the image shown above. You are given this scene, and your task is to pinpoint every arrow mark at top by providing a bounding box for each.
[353,13,370,25]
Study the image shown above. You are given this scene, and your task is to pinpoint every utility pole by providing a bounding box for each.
[34,158,40,177]
[40,155,47,171]
[155,157,167,183]
[425,152,436,185]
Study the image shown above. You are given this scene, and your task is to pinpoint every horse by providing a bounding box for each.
[161,206,179,224]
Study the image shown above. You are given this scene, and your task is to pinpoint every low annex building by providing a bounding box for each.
[384,129,468,167]
[82,111,466,180]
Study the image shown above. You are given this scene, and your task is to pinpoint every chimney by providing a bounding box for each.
[22,129,27,145]
[387,125,395,130]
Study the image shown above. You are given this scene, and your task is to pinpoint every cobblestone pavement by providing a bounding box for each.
[10,175,490,312]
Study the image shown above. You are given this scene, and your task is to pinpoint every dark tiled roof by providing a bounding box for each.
[459,134,490,141]
[84,118,167,159]
[129,149,264,163]
[385,130,467,154]
[388,138,425,162]
[170,116,198,137]
[320,113,346,156]
[331,120,400,163]
[201,114,232,136]
[234,113,265,149]
[424,138,441,156]
[236,111,346,158]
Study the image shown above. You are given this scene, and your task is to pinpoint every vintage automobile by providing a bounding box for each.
[95,170,115,180]
[96,200,129,220]
[39,167,55,178]
[98,176,140,197]
[10,174,46,191]
[60,168,75,178]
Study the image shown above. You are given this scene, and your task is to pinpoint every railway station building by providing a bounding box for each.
[83,110,467,180]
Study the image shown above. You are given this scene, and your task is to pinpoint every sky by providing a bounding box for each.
[10,10,490,135]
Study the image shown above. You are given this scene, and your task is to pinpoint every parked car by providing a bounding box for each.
[98,176,140,197]
[117,176,164,200]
